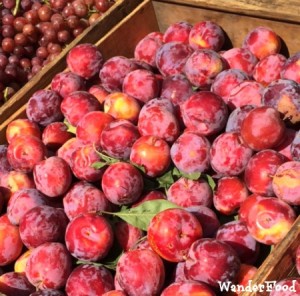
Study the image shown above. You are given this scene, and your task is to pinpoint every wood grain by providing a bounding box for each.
[155,0,300,24]
[242,216,300,296]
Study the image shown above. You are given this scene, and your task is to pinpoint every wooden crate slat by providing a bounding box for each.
[241,216,300,296]
[155,0,300,24]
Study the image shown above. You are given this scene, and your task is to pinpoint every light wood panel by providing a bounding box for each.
[156,0,300,24]
[242,216,300,296]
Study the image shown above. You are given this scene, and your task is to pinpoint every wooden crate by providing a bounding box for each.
[151,2,300,293]
[0,1,299,295]
[0,0,159,142]
[0,0,150,125]
[242,216,300,296]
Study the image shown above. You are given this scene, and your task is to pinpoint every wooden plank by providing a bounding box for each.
[155,0,300,24]
[241,216,300,296]
[0,0,146,125]
[153,1,300,56]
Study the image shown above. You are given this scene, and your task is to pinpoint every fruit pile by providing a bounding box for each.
[0,0,115,104]
[0,20,300,295]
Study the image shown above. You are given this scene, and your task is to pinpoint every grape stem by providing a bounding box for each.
[88,8,98,16]
[13,0,21,16]
[3,88,9,102]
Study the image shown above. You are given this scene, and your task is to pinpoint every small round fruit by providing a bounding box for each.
[148,208,202,262]
[115,249,165,296]
[67,43,103,79]
[184,238,241,288]
[240,106,285,151]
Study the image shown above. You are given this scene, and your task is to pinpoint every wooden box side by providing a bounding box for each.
[0,0,146,125]
[241,216,300,296]
[154,0,300,24]
[0,0,158,144]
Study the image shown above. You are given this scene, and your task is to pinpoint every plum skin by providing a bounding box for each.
[115,249,165,296]
[184,238,241,288]
[65,213,114,261]
[147,208,203,262]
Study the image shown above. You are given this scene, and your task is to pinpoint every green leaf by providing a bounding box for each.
[91,161,108,169]
[92,151,120,170]
[172,167,201,180]
[172,167,182,177]
[99,152,119,164]
[76,236,123,271]
[131,162,146,173]
[76,252,123,271]
[204,174,216,190]
[157,170,174,190]
[120,205,129,212]
[76,260,102,267]
[101,200,181,231]
[181,171,201,180]
[63,119,76,134]
[93,150,119,165]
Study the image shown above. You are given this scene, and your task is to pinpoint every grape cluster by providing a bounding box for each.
[0,0,115,105]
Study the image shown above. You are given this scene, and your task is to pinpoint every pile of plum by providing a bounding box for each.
[0,0,115,104]
[0,20,300,295]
